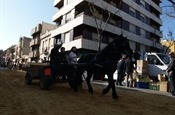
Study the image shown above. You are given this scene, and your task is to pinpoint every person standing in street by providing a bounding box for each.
[166,52,175,96]
[116,55,126,86]
[125,56,134,87]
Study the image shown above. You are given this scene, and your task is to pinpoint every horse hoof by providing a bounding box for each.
[73,87,78,92]
[88,90,93,94]
[113,97,119,101]
[112,95,119,100]
[102,89,108,95]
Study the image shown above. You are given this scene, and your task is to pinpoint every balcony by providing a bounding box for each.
[52,9,64,22]
[31,24,42,36]
[28,52,33,58]
[151,28,163,37]
[62,37,107,51]
[28,50,39,58]
[30,38,40,47]
[30,39,34,47]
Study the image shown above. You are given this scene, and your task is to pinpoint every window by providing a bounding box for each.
[140,0,145,8]
[48,38,51,50]
[109,37,114,43]
[65,32,70,43]
[129,24,136,34]
[129,7,135,17]
[66,11,71,23]
[147,55,163,65]
[140,29,145,38]
[109,18,116,25]
[42,41,44,52]
[157,54,170,65]
[110,0,116,6]
[45,40,48,52]
[140,13,145,22]
[116,20,121,27]
[92,33,98,42]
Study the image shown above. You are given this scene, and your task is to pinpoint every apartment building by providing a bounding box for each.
[29,21,56,62]
[40,30,56,62]
[15,36,32,63]
[51,0,162,55]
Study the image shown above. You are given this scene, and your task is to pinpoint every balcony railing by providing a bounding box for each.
[30,38,40,47]
[31,24,42,35]
[30,39,35,47]
[28,50,39,58]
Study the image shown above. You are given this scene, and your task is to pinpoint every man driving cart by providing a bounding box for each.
[50,43,63,83]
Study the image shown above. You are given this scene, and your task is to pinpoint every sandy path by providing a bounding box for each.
[0,69,175,115]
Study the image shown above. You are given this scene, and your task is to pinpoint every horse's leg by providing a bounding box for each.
[102,73,111,95]
[86,72,93,94]
[109,72,118,99]
[73,69,84,92]
[102,83,110,95]
[102,73,118,99]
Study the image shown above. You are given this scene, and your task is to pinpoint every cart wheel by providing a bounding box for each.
[25,73,32,85]
[40,75,50,90]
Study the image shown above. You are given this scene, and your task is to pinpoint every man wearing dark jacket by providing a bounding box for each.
[166,52,175,96]
[125,56,134,87]
[50,44,62,82]
[116,55,126,86]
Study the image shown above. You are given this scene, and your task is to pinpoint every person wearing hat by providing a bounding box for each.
[166,52,175,96]
[50,43,62,83]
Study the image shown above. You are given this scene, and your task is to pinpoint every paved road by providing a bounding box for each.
[92,81,175,98]
[0,67,7,69]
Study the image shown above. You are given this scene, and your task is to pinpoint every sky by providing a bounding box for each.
[0,0,55,50]
[160,0,175,38]
[0,0,175,50]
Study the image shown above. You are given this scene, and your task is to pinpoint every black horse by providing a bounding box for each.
[75,34,133,100]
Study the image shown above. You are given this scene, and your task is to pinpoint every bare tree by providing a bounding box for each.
[162,31,175,53]
[161,0,175,53]
[163,0,175,18]
[87,0,122,51]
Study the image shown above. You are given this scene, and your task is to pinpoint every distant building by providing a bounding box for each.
[39,30,56,62]
[15,36,32,64]
[51,0,162,55]
[161,40,175,53]
[29,21,56,62]
[0,50,5,65]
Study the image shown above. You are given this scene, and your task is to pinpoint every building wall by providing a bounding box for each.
[41,22,56,35]
[161,40,175,53]
[22,38,32,55]
[52,0,162,52]
[40,30,55,61]
[29,22,56,62]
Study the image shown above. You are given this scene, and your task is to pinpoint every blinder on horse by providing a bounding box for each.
[112,34,133,58]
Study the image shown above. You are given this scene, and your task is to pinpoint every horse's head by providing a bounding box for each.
[111,34,133,58]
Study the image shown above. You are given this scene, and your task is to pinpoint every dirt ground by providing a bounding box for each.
[0,69,175,115]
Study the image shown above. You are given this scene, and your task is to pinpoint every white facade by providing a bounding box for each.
[52,0,162,52]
